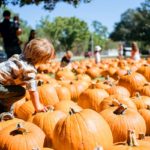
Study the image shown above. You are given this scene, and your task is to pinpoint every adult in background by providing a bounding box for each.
[24,29,36,48]
[0,10,22,58]
[130,42,141,61]
[94,45,102,64]
[118,43,124,59]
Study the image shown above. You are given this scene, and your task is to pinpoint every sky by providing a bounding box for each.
[7,0,144,33]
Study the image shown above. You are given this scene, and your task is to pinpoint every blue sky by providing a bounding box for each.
[8,0,144,32]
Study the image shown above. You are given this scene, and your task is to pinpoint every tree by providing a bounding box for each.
[0,0,93,11]
[36,16,90,54]
[91,20,109,50]
[110,0,150,43]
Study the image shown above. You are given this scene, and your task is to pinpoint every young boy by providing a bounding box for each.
[0,38,54,114]
[60,50,73,68]
[94,45,102,64]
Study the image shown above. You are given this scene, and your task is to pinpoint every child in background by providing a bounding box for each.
[118,43,124,59]
[131,42,141,61]
[61,50,73,68]
[94,45,102,64]
[0,38,54,114]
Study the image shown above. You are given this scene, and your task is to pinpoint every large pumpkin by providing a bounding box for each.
[0,122,45,150]
[15,100,35,121]
[55,85,71,101]
[29,109,66,147]
[78,85,109,112]
[106,85,130,97]
[139,106,150,135]
[54,100,82,114]
[118,71,147,95]
[107,130,150,150]
[53,109,113,150]
[99,95,137,112]
[131,93,150,110]
[137,64,150,82]
[100,105,146,143]
[38,83,59,106]
[0,113,24,131]
[135,83,150,97]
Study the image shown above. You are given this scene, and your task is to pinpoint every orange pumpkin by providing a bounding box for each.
[131,93,150,110]
[106,85,130,97]
[53,109,113,150]
[139,106,150,135]
[55,85,71,101]
[0,113,24,131]
[118,71,147,95]
[29,109,66,147]
[78,85,109,112]
[0,122,45,150]
[54,100,82,114]
[15,100,35,121]
[137,64,150,81]
[38,83,59,106]
[107,130,150,150]
[99,95,137,112]
[100,105,146,143]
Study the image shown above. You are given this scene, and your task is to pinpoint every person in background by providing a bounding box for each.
[13,15,22,45]
[131,42,141,61]
[94,45,102,64]
[0,38,55,115]
[0,10,22,58]
[118,43,124,59]
[28,29,36,42]
[61,50,73,68]
[24,29,36,48]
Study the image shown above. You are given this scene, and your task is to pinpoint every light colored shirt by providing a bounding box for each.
[133,52,141,61]
[95,51,101,63]
[0,54,37,91]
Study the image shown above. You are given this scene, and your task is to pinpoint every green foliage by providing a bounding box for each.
[36,16,91,54]
[91,20,109,49]
[0,0,93,11]
[110,0,150,45]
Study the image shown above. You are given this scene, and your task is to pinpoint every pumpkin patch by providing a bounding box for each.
[0,57,150,149]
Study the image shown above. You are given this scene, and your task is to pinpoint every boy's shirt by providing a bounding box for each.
[0,54,37,91]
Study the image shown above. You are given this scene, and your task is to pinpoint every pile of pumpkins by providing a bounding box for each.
[0,57,150,150]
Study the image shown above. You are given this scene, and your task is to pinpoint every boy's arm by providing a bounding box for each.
[29,90,48,112]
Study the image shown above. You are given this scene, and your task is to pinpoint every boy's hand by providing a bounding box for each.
[35,103,48,113]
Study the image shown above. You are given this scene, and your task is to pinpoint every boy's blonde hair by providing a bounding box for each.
[66,50,73,58]
[23,38,54,65]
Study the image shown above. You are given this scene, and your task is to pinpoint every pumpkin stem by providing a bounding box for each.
[69,108,76,115]
[105,75,110,81]
[114,104,127,115]
[143,83,149,86]
[37,80,44,86]
[138,133,145,140]
[111,98,120,106]
[15,122,28,134]
[135,92,141,98]
[95,146,103,150]
[147,105,150,110]
[0,112,14,121]
[47,105,55,112]
[89,83,96,89]
[127,130,139,146]
[126,70,132,75]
